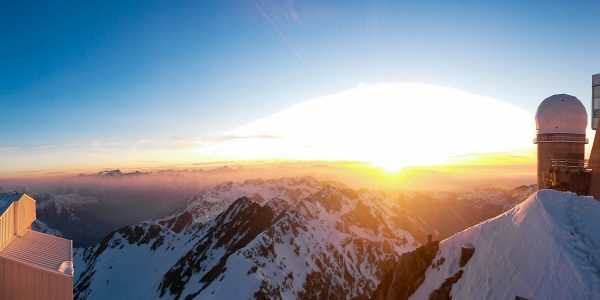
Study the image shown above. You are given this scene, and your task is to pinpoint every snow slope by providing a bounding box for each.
[410,190,600,300]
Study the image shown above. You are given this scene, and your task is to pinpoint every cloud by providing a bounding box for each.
[199,83,535,171]
[252,0,305,62]
[212,134,282,142]
[2,141,132,151]
[168,135,202,141]
[0,147,20,153]
[165,134,282,151]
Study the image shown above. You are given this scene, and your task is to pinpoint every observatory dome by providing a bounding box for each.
[535,94,587,135]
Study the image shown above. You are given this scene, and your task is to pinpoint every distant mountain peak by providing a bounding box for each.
[77,169,149,177]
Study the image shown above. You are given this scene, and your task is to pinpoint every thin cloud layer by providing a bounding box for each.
[199,83,535,171]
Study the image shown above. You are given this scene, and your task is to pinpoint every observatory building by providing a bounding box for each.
[534,73,600,200]
[534,94,589,192]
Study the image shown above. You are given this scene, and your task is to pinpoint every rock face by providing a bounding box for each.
[371,241,439,300]
[429,270,463,300]
[459,244,475,268]
[159,198,275,299]
[74,177,423,300]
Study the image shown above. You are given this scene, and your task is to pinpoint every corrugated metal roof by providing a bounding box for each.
[0,192,23,215]
[0,229,73,276]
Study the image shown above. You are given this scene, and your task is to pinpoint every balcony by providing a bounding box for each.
[549,159,588,170]
[534,135,588,144]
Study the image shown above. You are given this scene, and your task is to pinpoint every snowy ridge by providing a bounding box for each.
[169,185,418,299]
[174,177,322,224]
[410,190,600,300]
[74,177,424,300]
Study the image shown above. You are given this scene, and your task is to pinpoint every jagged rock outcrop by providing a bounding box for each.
[371,241,439,300]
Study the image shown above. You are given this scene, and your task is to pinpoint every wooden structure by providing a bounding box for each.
[0,193,73,300]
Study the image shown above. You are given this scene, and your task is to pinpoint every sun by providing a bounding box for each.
[198,83,534,169]
[372,160,405,173]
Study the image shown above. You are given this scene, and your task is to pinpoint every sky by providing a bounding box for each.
[1,0,600,176]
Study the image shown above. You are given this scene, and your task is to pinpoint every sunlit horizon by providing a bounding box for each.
[1,82,542,178]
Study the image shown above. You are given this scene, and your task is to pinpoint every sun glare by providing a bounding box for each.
[198,83,534,171]
[372,160,411,173]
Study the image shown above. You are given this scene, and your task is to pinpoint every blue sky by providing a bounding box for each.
[1,0,600,174]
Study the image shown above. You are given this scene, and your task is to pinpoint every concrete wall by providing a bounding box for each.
[537,142,585,189]
[0,256,73,300]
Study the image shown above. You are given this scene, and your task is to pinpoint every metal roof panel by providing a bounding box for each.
[0,229,73,276]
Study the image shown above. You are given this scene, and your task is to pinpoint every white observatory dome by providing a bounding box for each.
[535,94,588,135]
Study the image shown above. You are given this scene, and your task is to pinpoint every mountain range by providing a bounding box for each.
[18,175,596,299]
[74,177,422,299]
[70,177,551,299]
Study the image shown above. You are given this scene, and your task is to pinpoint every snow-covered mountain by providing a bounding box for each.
[5,176,534,249]
[373,189,600,300]
[74,177,426,299]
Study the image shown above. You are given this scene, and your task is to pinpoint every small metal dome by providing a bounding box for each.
[535,94,587,135]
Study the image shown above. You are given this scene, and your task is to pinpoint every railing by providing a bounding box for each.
[534,135,588,144]
[549,159,588,170]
